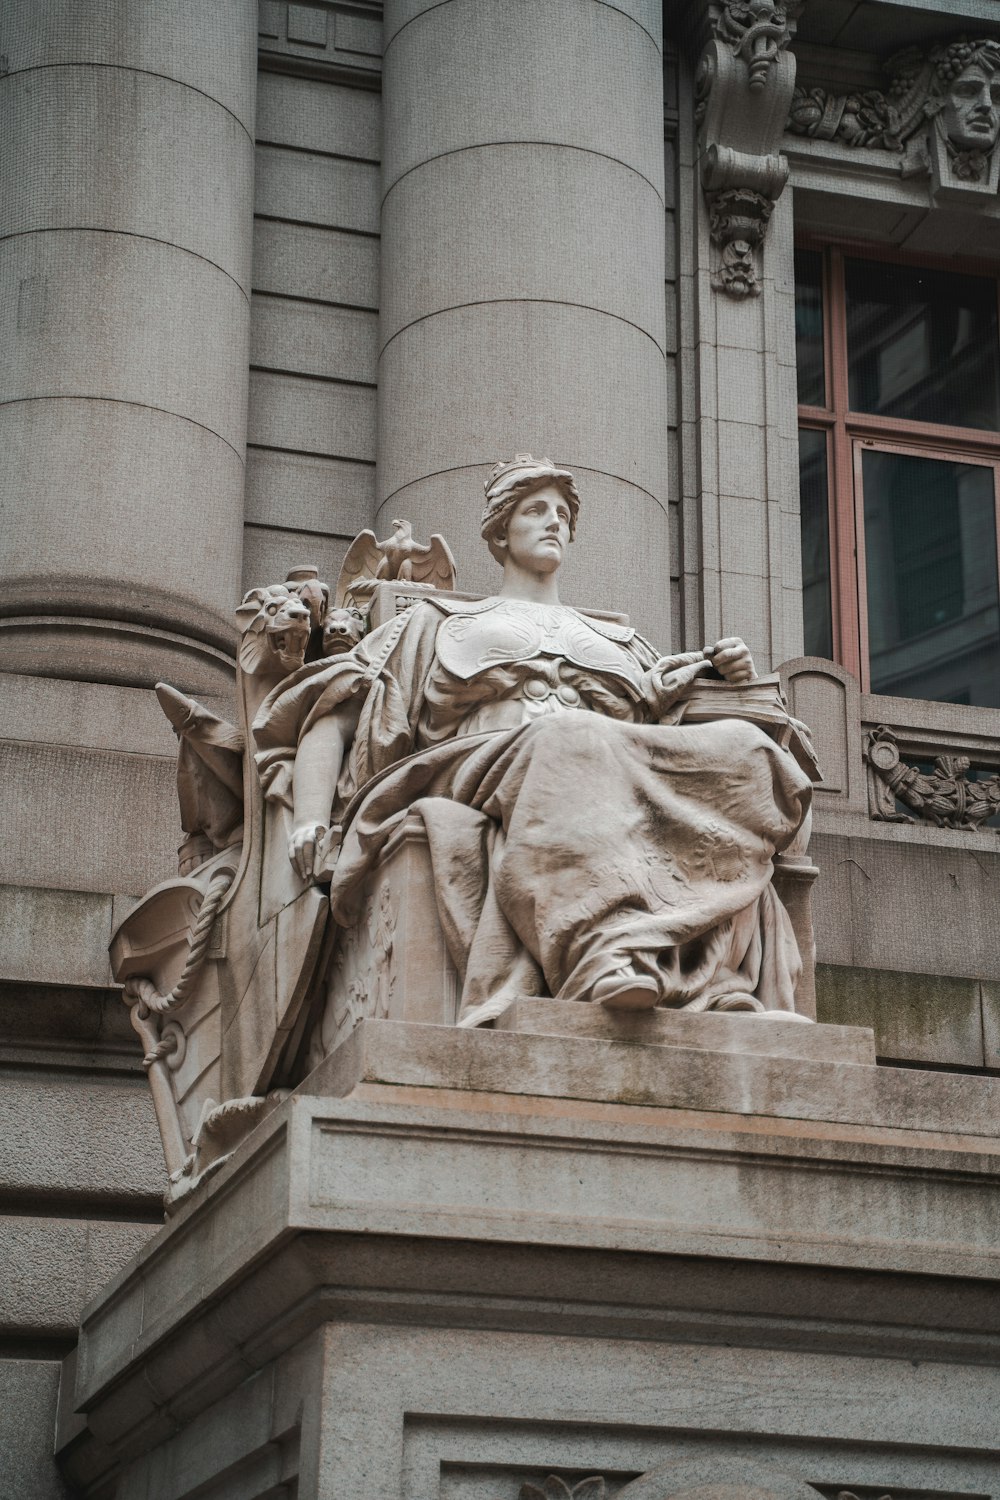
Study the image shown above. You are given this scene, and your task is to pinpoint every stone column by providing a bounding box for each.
[378,0,672,643]
[0,0,257,693]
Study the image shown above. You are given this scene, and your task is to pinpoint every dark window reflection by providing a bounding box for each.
[862,449,1000,706]
[845,258,1000,431]
[795,250,825,407]
[799,428,833,658]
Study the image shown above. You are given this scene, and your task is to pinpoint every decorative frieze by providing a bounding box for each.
[788,37,1000,201]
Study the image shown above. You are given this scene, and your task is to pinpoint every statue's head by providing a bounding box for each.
[930,38,1000,153]
[481,454,580,565]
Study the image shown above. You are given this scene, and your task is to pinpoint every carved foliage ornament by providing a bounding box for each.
[864,725,1000,830]
[715,0,798,91]
[695,2,803,297]
[788,37,1000,199]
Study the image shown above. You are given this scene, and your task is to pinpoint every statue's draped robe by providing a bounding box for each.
[254,599,812,1025]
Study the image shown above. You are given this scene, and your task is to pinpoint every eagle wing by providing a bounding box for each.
[407,533,458,592]
[335,529,382,607]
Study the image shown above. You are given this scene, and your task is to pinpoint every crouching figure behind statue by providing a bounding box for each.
[254,455,816,1032]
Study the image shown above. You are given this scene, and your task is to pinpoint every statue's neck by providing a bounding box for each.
[498,565,562,606]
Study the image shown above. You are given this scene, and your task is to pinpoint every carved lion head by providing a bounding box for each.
[235,585,312,677]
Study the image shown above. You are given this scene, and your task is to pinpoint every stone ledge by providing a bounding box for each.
[493,996,875,1064]
[66,1021,1000,1463]
[306,1017,997,1138]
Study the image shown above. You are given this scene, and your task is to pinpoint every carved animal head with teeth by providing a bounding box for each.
[235,584,312,677]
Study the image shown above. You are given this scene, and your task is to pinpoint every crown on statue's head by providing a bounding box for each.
[481,454,581,543]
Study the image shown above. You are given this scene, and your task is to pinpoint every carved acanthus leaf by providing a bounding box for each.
[714,0,800,91]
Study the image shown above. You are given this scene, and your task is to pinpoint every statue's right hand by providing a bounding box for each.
[288,821,328,882]
[643,652,714,718]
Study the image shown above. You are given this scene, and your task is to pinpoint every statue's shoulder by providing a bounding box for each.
[567,607,635,644]
[423,594,504,617]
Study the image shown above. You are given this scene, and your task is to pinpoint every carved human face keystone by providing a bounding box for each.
[943,64,1000,152]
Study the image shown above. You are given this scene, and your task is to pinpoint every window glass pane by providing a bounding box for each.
[795,249,825,407]
[845,258,1000,431]
[798,428,833,657]
[862,449,1000,707]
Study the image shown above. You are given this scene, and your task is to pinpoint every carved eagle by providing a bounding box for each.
[334,520,457,607]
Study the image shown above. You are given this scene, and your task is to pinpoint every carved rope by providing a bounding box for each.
[124,866,235,1027]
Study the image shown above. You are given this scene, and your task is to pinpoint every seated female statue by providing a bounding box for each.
[253,455,813,1028]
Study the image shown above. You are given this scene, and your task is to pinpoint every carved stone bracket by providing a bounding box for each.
[694,2,803,296]
[864,725,1000,830]
[788,37,1000,203]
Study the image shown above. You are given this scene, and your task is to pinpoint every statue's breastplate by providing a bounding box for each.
[434,599,640,687]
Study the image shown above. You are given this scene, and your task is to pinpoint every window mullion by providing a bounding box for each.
[827,248,865,686]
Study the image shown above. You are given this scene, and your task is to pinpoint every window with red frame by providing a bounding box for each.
[795,246,1000,709]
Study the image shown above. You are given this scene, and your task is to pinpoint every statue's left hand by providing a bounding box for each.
[705,637,756,685]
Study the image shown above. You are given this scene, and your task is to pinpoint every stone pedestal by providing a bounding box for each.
[57,1017,1000,1498]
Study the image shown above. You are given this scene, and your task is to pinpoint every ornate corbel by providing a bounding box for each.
[694,2,803,296]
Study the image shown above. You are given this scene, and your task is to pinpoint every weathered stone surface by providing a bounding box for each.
[0,1215,158,1336]
[0,1071,163,1202]
[252,218,378,308]
[244,449,374,540]
[250,296,377,387]
[816,964,985,1067]
[0,67,254,288]
[306,1017,999,1141]
[0,741,177,897]
[0,1359,72,1500]
[0,0,254,690]
[0,886,116,988]
[256,72,379,160]
[811,831,1000,979]
[4,0,257,129]
[495,996,875,1064]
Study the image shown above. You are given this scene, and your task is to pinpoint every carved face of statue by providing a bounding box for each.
[942,63,1000,152]
[500,484,573,576]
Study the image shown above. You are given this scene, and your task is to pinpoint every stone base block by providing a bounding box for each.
[493,996,874,1064]
[57,1021,1000,1496]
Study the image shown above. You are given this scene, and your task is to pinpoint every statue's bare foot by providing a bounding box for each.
[592,967,660,1010]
